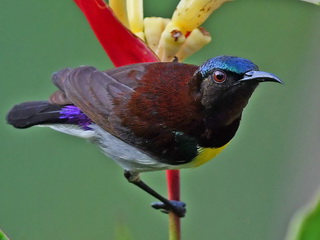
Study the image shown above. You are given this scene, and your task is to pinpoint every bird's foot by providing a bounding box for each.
[151,200,186,218]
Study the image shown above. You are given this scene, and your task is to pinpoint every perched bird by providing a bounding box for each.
[6,56,282,217]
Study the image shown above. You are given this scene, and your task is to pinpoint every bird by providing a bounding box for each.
[6,55,282,217]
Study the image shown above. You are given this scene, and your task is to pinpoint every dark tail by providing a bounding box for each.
[6,101,66,129]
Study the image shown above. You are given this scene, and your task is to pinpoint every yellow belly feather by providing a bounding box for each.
[188,143,229,168]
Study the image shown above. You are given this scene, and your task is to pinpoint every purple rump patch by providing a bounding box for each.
[59,105,92,130]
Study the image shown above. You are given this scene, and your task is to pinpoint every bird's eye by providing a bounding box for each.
[212,70,227,83]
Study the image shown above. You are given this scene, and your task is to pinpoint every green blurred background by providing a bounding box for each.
[1,0,320,239]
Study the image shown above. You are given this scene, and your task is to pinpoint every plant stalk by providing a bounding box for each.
[166,169,181,240]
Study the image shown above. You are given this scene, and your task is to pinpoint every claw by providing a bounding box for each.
[151,200,186,217]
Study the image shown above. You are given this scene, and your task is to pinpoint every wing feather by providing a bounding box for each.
[51,65,141,133]
[104,63,147,88]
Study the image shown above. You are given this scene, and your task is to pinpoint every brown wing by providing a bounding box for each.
[49,64,153,134]
[49,68,73,105]
[104,63,147,88]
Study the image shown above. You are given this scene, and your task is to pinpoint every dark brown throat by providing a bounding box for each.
[196,116,241,148]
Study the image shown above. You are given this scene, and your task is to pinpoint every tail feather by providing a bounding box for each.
[6,101,66,129]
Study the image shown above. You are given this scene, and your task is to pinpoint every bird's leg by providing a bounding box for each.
[124,170,186,218]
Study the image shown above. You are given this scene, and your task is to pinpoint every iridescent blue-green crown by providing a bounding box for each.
[198,56,259,77]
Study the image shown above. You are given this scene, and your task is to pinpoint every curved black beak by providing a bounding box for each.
[239,71,283,84]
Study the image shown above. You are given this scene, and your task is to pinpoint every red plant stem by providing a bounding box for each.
[166,170,181,240]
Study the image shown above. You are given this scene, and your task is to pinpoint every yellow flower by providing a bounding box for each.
[109,0,230,61]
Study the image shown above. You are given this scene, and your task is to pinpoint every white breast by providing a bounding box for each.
[91,125,175,172]
[45,124,175,172]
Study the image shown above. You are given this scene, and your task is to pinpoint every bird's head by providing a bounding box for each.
[190,56,283,127]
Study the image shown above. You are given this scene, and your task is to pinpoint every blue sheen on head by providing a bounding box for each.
[198,56,259,77]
